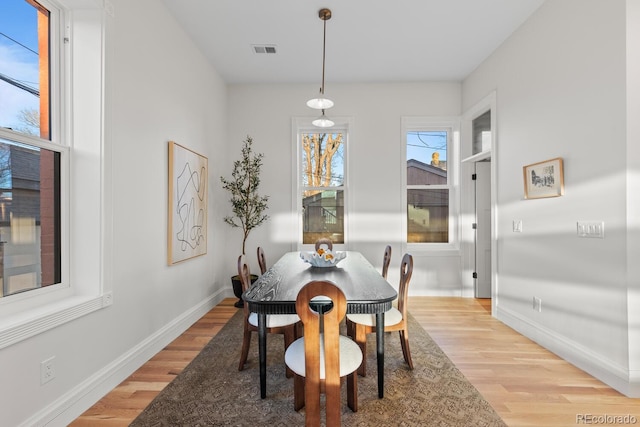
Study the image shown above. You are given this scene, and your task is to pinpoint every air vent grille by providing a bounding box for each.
[252,45,277,54]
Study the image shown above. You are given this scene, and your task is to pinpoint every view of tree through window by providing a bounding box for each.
[300,132,345,244]
[406,130,450,243]
[0,0,61,298]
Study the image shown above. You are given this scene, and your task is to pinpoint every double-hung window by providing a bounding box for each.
[0,0,62,299]
[295,119,348,247]
[0,0,108,349]
[402,117,459,249]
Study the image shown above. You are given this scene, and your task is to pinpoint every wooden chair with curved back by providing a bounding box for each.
[314,238,333,252]
[284,280,363,426]
[346,253,414,377]
[381,245,392,279]
[237,254,300,376]
[346,245,392,339]
[257,246,268,274]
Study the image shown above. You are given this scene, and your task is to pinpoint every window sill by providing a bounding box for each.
[0,294,107,350]
[403,244,461,256]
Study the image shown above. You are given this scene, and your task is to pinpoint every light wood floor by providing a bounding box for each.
[70,297,640,427]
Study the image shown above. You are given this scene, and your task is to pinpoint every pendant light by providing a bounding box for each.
[307,8,334,128]
[312,109,335,128]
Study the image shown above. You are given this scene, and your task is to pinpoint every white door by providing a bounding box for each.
[474,161,491,298]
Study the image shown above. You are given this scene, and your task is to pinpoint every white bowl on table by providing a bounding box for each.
[300,250,346,267]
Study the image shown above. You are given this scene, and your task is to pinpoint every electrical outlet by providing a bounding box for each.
[41,356,55,385]
[513,220,523,233]
[533,296,542,312]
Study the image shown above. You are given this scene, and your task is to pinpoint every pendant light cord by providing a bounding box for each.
[321,17,327,95]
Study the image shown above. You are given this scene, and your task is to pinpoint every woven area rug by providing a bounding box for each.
[131,310,506,427]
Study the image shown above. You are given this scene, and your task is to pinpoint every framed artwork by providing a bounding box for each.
[523,157,564,199]
[168,141,208,264]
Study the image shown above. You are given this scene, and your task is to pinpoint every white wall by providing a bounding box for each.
[225,82,463,294]
[625,0,640,397]
[462,0,638,396]
[0,1,231,426]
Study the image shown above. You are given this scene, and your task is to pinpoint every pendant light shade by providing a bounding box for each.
[312,109,335,128]
[308,8,334,128]
[306,94,334,110]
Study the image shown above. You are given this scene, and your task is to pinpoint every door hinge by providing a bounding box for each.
[472,223,477,229]
[472,173,477,180]
[472,272,478,279]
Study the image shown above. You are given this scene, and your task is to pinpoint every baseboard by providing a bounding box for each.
[496,305,638,397]
[20,288,234,427]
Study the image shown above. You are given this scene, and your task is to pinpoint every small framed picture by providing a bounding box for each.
[523,157,564,199]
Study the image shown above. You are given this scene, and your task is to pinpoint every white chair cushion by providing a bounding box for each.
[248,312,300,328]
[284,334,363,378]
[346,307,403,328]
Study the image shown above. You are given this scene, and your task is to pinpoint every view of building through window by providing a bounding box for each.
[300,132,345,244]
[406,130,450,243]
[0,0,60,298]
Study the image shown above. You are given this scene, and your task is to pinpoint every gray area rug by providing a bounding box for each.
[131,310,506,426]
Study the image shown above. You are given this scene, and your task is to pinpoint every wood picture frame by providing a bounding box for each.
[168,141,208,264]
[523,157,564,199]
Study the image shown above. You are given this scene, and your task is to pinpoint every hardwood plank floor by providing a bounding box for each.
[70,297,640,426]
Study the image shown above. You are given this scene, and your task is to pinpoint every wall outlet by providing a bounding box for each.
[533,296,542,312]
[41,356,55,385]
[513,220,523,233]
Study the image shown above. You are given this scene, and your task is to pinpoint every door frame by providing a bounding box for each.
[460,92,498,312]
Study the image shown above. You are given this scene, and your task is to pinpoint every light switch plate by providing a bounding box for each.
[577,221,604,238]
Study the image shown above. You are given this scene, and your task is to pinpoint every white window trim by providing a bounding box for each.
[401,116,461,253]
[0,0,112,349]
[291,116,352,252]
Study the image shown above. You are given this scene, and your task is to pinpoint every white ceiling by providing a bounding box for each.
[161,0,545,85]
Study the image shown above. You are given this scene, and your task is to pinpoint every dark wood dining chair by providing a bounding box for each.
[346,253,414,377]
[237,255,300,376]
[314,238,333,252]
[284,280,363,426]
[346,245,392,340]
[382,244,392,279]
[257,246,267,274]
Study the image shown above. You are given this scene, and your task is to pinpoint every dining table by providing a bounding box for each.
[243,250,398,399]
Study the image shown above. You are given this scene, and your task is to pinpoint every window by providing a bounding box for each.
[0,0,61,299]
[402,117,458,247]
[0,0,51,139]
[296,119,348,247]
[0,0,108,349]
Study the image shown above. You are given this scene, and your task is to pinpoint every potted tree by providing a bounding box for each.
[220,136,269,307]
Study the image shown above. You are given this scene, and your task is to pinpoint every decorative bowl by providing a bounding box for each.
[300,250,346,267]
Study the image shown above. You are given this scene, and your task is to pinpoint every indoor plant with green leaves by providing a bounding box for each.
[220,135,269,307]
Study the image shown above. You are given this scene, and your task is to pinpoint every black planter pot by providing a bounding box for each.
[231,274,258,308]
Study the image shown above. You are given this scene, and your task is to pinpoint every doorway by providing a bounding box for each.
[462,91,495,302]
[474,160,491,298]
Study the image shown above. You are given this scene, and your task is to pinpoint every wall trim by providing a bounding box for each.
[496,305,638,398]
[0,295,103,350]
[20,288,234,427]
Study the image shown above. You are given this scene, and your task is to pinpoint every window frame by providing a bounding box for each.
[0,0,67,299]
[0,0,111,349]
[292,117,351,252]
[401,116,460,252]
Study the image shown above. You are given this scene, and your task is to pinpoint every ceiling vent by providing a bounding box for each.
[252,45,277,54]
